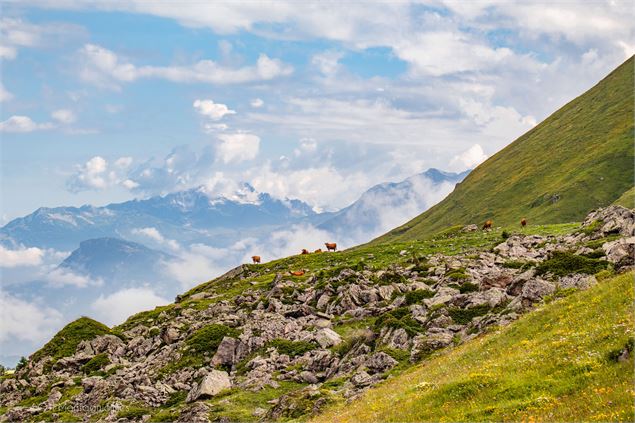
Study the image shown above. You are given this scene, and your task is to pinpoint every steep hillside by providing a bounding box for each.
[313,271,634,422]
[375,56,634,243]
[614,187,635,208]
[1,206,632,422]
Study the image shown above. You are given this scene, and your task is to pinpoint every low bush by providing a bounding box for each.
[458,282,479,294]
[81,353,110,374]
[535,251,607,277]
[375,307,423,336]
[405,289,435,305]
[445,268,469,280]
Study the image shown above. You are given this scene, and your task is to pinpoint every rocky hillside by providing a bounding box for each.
[375,56,634,244]
[1,206,633,422]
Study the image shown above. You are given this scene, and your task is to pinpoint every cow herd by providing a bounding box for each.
[251,219,528,265]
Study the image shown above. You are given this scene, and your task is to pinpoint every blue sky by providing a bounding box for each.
[1,1,634,221]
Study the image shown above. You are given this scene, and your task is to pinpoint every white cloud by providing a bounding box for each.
[0,82,13,102]
[450,144,488,171]
[132,227,180,251]
[66,155,135,192]
[312,50,344,76]
[193,99,236,120]
[91,288,170,326]
[0,245,44,268]
[51,109,76,124]
[250,98,264,108]
[0,115,54,133]
[0,291,63,343]
[79,43,293,89]
[0,17,84,61]
[162,244,228,288]
[216,133,260,163]
[44,267,102,288]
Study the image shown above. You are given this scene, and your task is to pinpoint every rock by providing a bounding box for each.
[177,402,211,422]
[521,279,555,303]
[315,328,342,348]
[316,293,331,311]
[186,370,232,402]
[350,370,373,387]
[399,250,408,256]
[161,327,180,345]
[383,327,410,350]
[582,205,635,237]
[462,224,478,232]
[603,237,635,267]
[424,287,459,307]
[211,337,238,367]
[558,274,596,290]
[365,352,398,373]
[300,370,319,384]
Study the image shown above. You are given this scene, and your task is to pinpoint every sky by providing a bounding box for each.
[1,0,634,222]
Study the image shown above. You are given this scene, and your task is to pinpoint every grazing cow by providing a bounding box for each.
[251,255,261,264]
[314,249,323,253]
[482,220,493,230]
[290,270,305,277]
[325,242,337,252]
[301,249,309,255]
[521,218,527,228]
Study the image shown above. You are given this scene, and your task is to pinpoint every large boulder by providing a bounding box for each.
[211,337,239,367]
[315,328,342,348]
[582,206,635,238]
[186,370,232,402]
[603,237,635,267]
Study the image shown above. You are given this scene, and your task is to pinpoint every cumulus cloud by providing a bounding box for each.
[132,227,180,251]
[162,244,229,289]
[0,115,54,133]
[44,268,102,288]
[0,291,63,343]
[51,109,76,124]
[78,43,293,89]
[250,98,264,108]
[91,288,170,326]
[0,17,82,60]
[65,155,133,192]
[193,99,236,120]
[0,245,44,268]
[216,133,260,163]
[450,144,488,171]
[0,82,12,102]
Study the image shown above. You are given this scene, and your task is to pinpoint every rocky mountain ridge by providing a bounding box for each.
[1,206,633,422]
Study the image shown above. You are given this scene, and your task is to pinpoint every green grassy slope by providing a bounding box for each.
[375,56,634,243]
[613,187,635,208]
[313,271,635,423]
[30,317,112,362]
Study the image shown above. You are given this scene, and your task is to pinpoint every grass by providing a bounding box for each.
[613,186,634,208]
[31,317,111,363]
[159,324,239,376]
[374,56,634,243]
[311,272,635,422]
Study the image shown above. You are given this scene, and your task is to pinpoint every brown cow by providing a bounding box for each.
[314,248,323,253]
[521,218,527,228]
[251,255,261,264]
[301,249,309,255]
[290,270,305,277]
[325,242,337,252]
[482,220,493,230]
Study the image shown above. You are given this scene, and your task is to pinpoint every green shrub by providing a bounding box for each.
[31,317,111,363]
[405,289,435,305]
[117,406,150,419]
[458,282,479,294]
[375,307,423,336]
[581,249,605,259]
[501,230,510,240]
[445,268,468,280]
[162,390,187,408]
[185,324,240,356]
[81,353,110,374]
[606,338,635,362]
[376,271,407,286]
[148,327,161,337]
[448,304,492,325]
[15,356,27,371]
[581,219,603,235]
[502,260,530,269]
[267,339,317,357]
[595,269,615,281]
[535,251,607,277]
